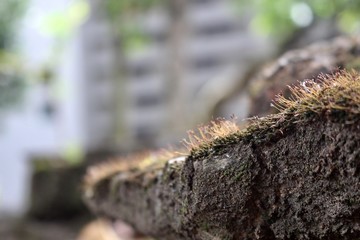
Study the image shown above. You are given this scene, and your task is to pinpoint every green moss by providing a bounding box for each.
[222,168,232,178]
[32,158,69,172]
[233,162,251,181]
[345,58,360,71]
[199,222,210,232]
[347,196,360,206]
[180,204,187,216]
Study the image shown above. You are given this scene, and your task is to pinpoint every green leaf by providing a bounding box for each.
[63,142,84,166]
[338,10,360,33]
[41,0,89,39]
[311,0,336,17]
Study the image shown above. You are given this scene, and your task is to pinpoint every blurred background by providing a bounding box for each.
[0,0,359,239]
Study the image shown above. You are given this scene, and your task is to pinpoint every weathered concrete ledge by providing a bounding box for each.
[84,72,360,239]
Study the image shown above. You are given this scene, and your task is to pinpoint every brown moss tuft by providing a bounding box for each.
[189,70,360,157]
[272,70,360,115]
[84,70,360,191]
[83,149,183,192]
[182,118,241,153]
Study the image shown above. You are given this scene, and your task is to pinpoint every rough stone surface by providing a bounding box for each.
[85,113,360,239]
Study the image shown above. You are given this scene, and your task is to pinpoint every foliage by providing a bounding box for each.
[105,0,163,53]
[0,0,28,48]
[0,72,24,111]
[234,0,360,39]
[106,0,162,18]
[0,0,27,112]
[0,51,25,110]
[41,0,89,40]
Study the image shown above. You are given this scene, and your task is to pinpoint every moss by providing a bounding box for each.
[32,158,69,172]
[84,70,360,240]
[233,162,251,181]
[180,202,188,216]
[188,70,360,159]
[83,149,183,190]
[345,58,360,71]
[222,168,232,178]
